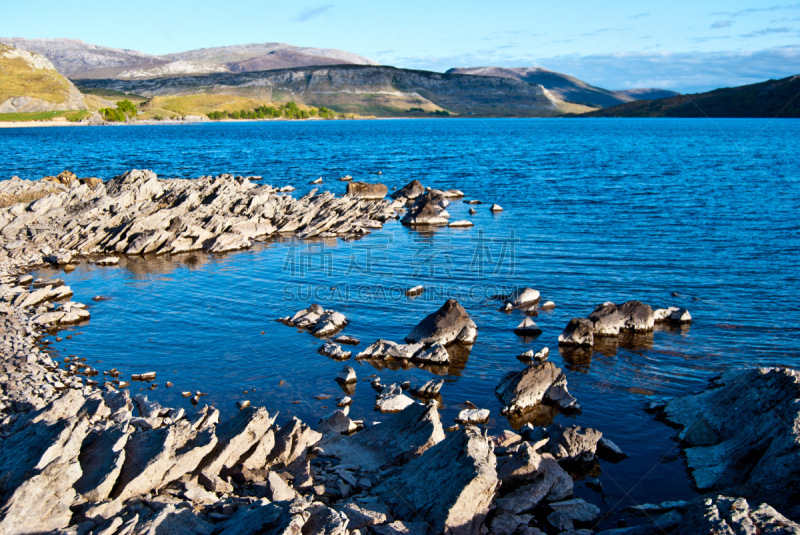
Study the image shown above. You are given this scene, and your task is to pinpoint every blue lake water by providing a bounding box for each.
[2,118,799,526]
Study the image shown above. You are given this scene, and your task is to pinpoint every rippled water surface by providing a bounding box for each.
[3,119,800,526]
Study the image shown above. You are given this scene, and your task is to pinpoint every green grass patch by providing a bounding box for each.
[0,110,91,122]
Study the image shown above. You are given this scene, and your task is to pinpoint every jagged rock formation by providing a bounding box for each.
[0,169,394,258]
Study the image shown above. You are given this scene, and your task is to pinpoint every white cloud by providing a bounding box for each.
[711,20,733,28]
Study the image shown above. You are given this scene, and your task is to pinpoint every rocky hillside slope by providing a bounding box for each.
[447,66,680,108]
[0,44,86,113]
[0,38,378,79]
[580,75,800,118]
[74,64,593,117]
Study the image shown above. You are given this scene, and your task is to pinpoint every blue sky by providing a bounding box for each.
[2,0,799,92]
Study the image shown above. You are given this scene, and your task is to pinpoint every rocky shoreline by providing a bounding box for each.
[0,171,798,534]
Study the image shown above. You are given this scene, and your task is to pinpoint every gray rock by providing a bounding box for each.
[373,426,498,535]
[334,497,393,529]
[391,180,425,200]
[661,367,800,515]
[74,422,128,502]
[547,498,600,531]
[266,417,322,469]
[356,339,399,359]
[597,436,628,463]
[617,300,655,331]
[676,496,800,535]
[530,423,602,463]
[505,287,540,308]
[375,384,416,413]
[411,342,450,364]
[319,342,352,360]
[411,379,444,398]
[302,503,350,535]
[495,362,579,415]
[214,497,311,535]
[135,503,214,535]
[346,182,388,200]
[456,408,490,425]
[201,406,275,477]
[588,302,624,335]
[371,520,430,535]
[405,299,478,346]
[318,408,358,435]
[558,318,594,347]
[514,318,542,336]
[262,471,297,502]
[317,401,444,471]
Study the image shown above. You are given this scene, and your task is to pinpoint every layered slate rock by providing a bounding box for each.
[200,406,275,478]
[405,299,478,346]
[495,443,573,514]
[373,426,499,535]
[346,181,388,200]
[660,367,800,517]
[74,422,129,502]
[0,416,89,534]
[495,362,580,415]
[317,401,445,471]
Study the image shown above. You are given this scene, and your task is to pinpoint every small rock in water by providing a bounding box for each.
[237,400,251,410]
[514,318,542,336]
[92,295,112,302]
[336,366,357,384]
[131,372,156,381]
[315,394,333,400]
[95,256,119,266]
[456,408,490,425]
[469,207,477,215]
[448,220,474,228]
[405,285,425,297]
[318,342,352,360]
[312,177,323,184]
[490,204,503,212]
[333,334,360,345]
[540,300,556,310]
[182,391,192,397]
[165,381,173,387]
[278,380,286,386]
[337,396,352,407]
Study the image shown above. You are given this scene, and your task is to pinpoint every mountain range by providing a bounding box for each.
[0,37,708,118]
[579,74,800,118]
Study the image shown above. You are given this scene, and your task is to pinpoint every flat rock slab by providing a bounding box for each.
[317,402,444,471]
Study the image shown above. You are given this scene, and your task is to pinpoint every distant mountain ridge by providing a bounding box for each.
[579,75,800,118]
[446,66,679,108]
[0,38,379,79]
[74,64,595,117]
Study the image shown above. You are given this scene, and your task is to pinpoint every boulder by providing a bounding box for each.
[400,191,450,226]
[514,318,542,336]
[495,362,579,415]
[456,408,490,424]
[214,497,311,535]
[654,307,692,323]
[588,302,624,335]
[597,436,628,463]
[318,408,358,435]
[617,300,655,331]
[411,379,444,398]
[335,497,393,529]
[356,339,399,359]
[317,401,444,471]
[372,520,430,535]
[302,504,350,535]
[496,451,572,514]
[372,426,499,535]
[336,366,357,384]
[490,204,503,212]
[375,384,416,413]
[391,180,425,200]
[411,342,449,364]
[558,318,594,347]
[506,287,540,308]
[660,367,800,515]
[262,471,297,502]
[346,182,388,200]
[448,220,474,228]
[405,299,478,346]
[526,423,603,463]
[310,311,348,337]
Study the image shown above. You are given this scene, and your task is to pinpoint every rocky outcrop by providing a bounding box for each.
[658,367,800,518]
[400,190,451,226]
[372,426,499,535]
[318,401,444,470]
[0,170,394,260]
[391,180,425,200]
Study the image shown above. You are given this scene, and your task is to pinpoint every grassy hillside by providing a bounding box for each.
[0,44,77,104]
[581,75,800,118]
[0,110,91,122]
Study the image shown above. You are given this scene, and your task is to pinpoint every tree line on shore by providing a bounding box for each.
[207,102,338,121]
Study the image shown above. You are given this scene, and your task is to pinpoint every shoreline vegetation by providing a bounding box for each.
[0,169,797,534]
